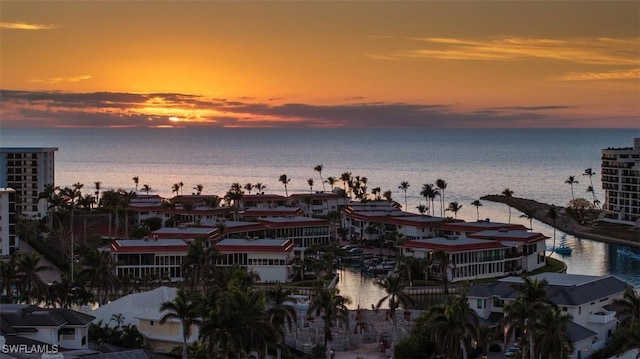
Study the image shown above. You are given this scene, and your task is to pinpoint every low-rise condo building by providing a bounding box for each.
[290,191,349,216]
[107,239,189,281]
[214,238,296,283]
[258,216,331,256]
[601,137,640,225]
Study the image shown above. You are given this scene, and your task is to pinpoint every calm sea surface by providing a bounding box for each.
[2,127,639,304]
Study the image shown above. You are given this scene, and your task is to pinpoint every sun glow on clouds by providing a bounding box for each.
[0,21,57,30]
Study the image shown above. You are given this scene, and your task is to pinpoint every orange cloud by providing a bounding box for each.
[0,21,57,30]
[30,75,92,84]
[555,68,640,81]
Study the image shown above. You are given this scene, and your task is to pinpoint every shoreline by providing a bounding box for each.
[480,195,640,248]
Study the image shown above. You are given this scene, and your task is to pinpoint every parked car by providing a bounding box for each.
[504,346,521,358]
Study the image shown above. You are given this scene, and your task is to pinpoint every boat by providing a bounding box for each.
[547,234,572,255]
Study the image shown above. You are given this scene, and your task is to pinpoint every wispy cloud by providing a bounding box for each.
[0,22,57,30]
[29,75,92,84]
[555,68,640,81]
[371,36,640,66]
[2,89,627,129]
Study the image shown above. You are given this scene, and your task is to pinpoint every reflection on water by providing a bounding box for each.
[337,221,640,310]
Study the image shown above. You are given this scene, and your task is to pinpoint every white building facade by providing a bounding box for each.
[0,188,17,255]
[601,138,640,225]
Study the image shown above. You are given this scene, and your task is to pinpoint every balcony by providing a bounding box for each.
[588,311,615,324]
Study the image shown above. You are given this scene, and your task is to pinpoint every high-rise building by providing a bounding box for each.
[0,188,17,255]
[600,138,640,225]
[0,147,58,219]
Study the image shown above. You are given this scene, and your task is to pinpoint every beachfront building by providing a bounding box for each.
[239,194,288,209]
[151,226,217,242]
[388,215,446,240]
[0,304,95,351]
[341,201,406,242]
[107,239,189,281]
[398,229,547,282]
[90,286,198,354]
[243,206,305,220]
[601,137,640,225]
[258,216,331,256]
[289,191,349,216]
[0,188,17,256]
[437,219,528,238]
[0,147,58,219]
[214,238,296,283]
[467,273,630,358]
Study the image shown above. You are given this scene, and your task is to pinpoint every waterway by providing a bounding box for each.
[336,218,640,310]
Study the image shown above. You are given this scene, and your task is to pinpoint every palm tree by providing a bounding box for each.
[519,208,536,231]
[77,250,120,304]
[314,164,326,192]
[132,176,139,193]
[225,183,244,221]
[613,318,640,359]
[512,277,554,359]
[15,252,52,304]
[427,294,478,359]
[172,183,180,197]
[307,178,314,193]
[416,203,428,216]
[94,181,102,208]
[142,184,151,194]
[307,287,352,359]
[446,201,462,219]
[194,184,204,195]
[420,183,439,216]
[182,236,208,290]
[502,188,514,223]
[433,250,454,295]
[254,182,266,194]
[375,275,414,354]
[546,206,558,256]
[398,181,410,210]
[475,325,498,359]
[160,289,202,359]
[583,168,599,205]
[266,285,298,359]
[340,172,352,199]
[564,176,579,200]
[244,183,253,194]
[471,200,483,221]
[534,307,574,359]
[435,179,448,217]
[613,287,640,323]
[0,254,19,303]
[279,174,290,197]
[179,181,185,195]
[325,176,337,192]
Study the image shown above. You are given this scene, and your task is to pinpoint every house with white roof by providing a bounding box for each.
[214,238,296,283]
[90,286,198,355]
[466,273,630,358]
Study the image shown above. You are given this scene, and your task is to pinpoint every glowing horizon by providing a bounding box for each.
[1,1,638,128]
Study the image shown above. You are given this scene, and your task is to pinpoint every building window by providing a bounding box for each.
[477,299,484,309]
[150,321,154,326]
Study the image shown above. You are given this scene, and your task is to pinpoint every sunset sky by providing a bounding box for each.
[1,1,638,128]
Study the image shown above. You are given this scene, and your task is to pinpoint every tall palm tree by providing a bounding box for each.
[279,174,290,197]
[375,275,414,354]
[398,181,410,211]
[512,277,554,359]
[266,285,298,359]
[433,250,454,295]
[383,190,393,202]
[564,176,579,200]
[194,184,204,195]
[225,183,244,221]
[340,172,352,199]
[435,179,448,217]
[534,307,574,359]
[613,318,640,359]
[420,183,437,216]
[583,168,599,205]
[314,164,326,192]
[94,181,102,208]
[502,188,514,223]
[160,289,202,359]
[546,206,558,256]
[77,250,120,304]
[519,208,536,231]
[475,325,498,359]
[307,287,352,359]
[307,178,314,193]
[132,176,139,193]
[172,183,180,197]
[325,176,337,192]
[142,184,151,194]
[471,200,483,221]
[179,181,185,195]
[446,201,462,219]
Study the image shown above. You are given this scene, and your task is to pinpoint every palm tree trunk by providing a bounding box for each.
[182,333,188,359]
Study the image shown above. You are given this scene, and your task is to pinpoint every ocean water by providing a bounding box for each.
[2,127,639,295]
